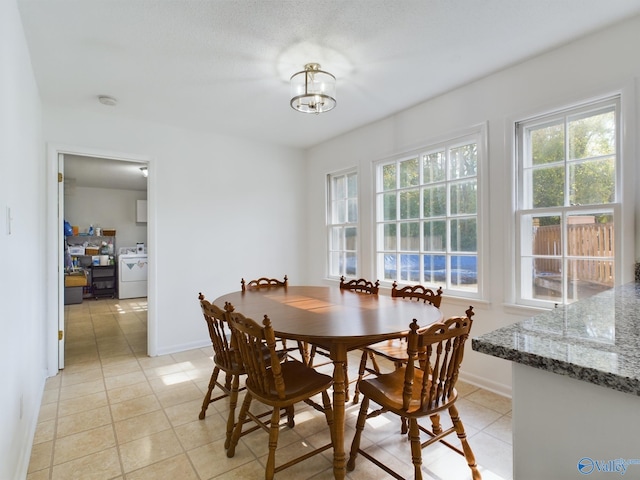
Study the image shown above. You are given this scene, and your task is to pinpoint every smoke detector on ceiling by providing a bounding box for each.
[98,95,118,106]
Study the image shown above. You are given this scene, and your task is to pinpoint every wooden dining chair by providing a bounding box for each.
[241,274,288,291]
[307,276,380,399]
[197,293,246,449]
[339,275,380,294]
[241,274,306,361]
[352,281,443,410]
[225,310,335,480]
[348,307,481,480]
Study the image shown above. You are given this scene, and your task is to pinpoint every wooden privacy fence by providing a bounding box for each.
[533,222,614,286]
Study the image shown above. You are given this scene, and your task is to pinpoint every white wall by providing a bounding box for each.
[0,1,47,478]
[44,107,307,355]
[64,186,148,251]
[305,15,640,396]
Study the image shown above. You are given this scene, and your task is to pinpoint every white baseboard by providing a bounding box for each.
[458,371,512,399]
[155,339,211,356]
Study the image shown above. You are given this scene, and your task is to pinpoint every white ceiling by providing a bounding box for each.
[63,155,148,192]
[18,1,640,187]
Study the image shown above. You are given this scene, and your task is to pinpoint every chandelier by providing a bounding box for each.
[290,63,336,114]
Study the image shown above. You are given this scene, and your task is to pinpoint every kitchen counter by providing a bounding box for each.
[472,283,640,478]
[472,282,640,396]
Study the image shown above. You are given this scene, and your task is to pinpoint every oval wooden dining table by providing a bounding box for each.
[214,285,442,479]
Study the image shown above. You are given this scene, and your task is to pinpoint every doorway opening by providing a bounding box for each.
[47,145,155,374]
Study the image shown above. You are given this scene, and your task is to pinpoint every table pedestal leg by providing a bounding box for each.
[332,346,347,479]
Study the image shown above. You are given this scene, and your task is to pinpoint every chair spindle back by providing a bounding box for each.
[405,306,474,412]
[198,293,238,371]
[241,275,288,292]
[391,281,443,307]
[227,311,286,400]
[339,276,380,295]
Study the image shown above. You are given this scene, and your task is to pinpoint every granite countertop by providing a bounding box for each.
[472,282,640,396]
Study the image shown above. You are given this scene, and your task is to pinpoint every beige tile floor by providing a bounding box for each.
[27,298,513,479]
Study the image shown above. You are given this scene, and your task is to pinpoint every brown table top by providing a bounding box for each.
[215,285,442,347]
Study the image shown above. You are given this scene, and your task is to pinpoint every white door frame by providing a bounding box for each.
[46,143,157,375]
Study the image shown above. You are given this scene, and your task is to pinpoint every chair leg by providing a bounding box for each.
[224,373,240,449]
[199,366,221,419]
[401,416,409,435]
[449,405,482,480]
[227,393,252,458]
[309,344,317,367]
[408,417,423,480]
[265,408,281,480]
[321,390,335,446]
[352,350,368,404]
[347,397,369,471]
[297,340,310,366]
[286,405,295,428]
[430,413,442,435]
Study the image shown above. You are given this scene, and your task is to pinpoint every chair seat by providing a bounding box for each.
[247,360,333,405]
[359,368,457,416]
[364,338,408,363]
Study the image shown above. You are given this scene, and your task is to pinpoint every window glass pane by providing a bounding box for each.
[347,173,358,196]
[329,252,341,276]
[400,222,419,251]
[330,226,343,250]
[399,157,419,187]
[525,257,563,301]
[450,180,477,215]
[383,192,396,220]
[345,252,357,276]
[566,259,614,303]
[423,151,446,183]
[400,189,420,219]
[449,143,477,179]
[569,110,615,160]
[383,254,397,281]
[451,218,477,252]
[400,254,420,281]
[531,166,564,208]
[333,175,345,198]
[423,255,446,284]
[382,164,396,191]
[567,213,614,257]
[423,220,446,251]
[334,199,346,223]
[530,122,564,166]
[383,223,396,250]
[569,158,615,206]
[423,185,446,217]
[530,215,562,257]
[450,255,478,290]
[347,198,358,222]
[345,226,357,251]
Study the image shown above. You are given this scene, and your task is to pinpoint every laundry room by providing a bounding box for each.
[62,155,148,303]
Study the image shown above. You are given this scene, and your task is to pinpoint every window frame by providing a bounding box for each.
[373,125,487,299]
[326,168,359,279]
[514,96,622,308]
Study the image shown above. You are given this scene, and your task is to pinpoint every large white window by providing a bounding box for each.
[516,97,619,306]
[327,170,358,278]
[375,131,482,295]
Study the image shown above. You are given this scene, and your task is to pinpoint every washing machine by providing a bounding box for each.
[118,247,148,299]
